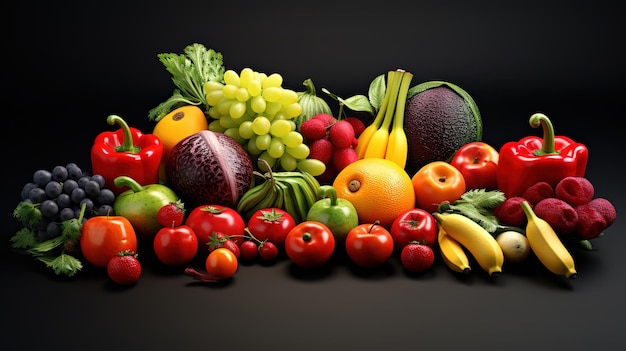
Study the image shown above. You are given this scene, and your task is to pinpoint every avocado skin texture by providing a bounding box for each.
[403,86,481,175]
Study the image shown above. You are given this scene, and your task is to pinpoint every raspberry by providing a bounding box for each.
[333,147,358,172]
[329,120,355,149]
[555,176,594,206]
[522,181,554,206]
[533,198,578,235]
[587,197,616,227]
[309,138,334,164]
[494,196,528,227]
[573,204,607,240]
[344,117,366,137]
[300,118,327,140]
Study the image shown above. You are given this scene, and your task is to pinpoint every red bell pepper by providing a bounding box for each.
[497,113,588,198]
[91,115,163,195]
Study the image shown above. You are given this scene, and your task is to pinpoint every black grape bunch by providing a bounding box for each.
[19,163,117,241]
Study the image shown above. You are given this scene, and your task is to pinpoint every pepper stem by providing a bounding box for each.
[107,115,141,154]
[317,185,338,206]
[529,113,558,156]
[113,176,144,193]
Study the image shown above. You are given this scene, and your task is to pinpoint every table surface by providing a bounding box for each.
[4,2,624,350]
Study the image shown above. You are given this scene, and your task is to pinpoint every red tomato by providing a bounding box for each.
[345,222,394,268]
[185,205,246,257]
[153,225,198,266]
[284,221,335,268]
[411,161,466,213]
[80,216,138,268]
[390,208,438,250]
[247,208,296,250]
[450,141,499,190]
[205,247,238,279]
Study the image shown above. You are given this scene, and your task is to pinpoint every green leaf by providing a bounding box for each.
[13,201,42,229]
[457,189,506,209]
[322,88,375,115]
[26,236,64,256]
[367,74,386,111]
[10,227,39,249]
[37,254,83,277]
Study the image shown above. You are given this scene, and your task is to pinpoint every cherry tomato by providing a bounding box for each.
[450,141,499,191]
[247,208,296,250]
[411,161,466,213]
[185,205,246,257]
[205,247,238,279]
[284,221,335,268]
[239,240,259,261]
[80,216,138,268]
[345,222,394,268]
[390,208,438,251]
[153,225,198,266]
[259,241,279,262]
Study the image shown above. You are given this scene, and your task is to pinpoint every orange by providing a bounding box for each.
[332,158,415,229]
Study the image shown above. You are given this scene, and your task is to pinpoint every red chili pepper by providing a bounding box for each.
[497,113,588,198]
[91,115,163,195]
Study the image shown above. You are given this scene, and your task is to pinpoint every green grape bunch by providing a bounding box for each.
[203,68,324,176]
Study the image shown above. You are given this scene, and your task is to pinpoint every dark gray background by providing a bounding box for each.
[4,1,624,350]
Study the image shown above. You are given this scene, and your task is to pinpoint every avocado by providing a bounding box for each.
[403,82,482,175]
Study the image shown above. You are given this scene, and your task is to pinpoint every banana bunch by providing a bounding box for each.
[438,226,471,275]
[236,169,320,224]
[354,69,413,169]
[520,201,577,279]
[433,212,504,278]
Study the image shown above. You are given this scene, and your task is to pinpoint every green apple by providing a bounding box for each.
[306,185,359,245]
[112,176,179,241]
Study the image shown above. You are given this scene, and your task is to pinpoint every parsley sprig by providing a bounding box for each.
[10,202,86,277]
[437,189,523,235]
[148,43,226,122]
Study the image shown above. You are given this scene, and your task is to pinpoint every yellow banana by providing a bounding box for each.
[437,226,471,275]
[521,201,577,279]
[363,71,403,159]
[433,212,504,278]
[355,71,397,159]
[384,71,413,168]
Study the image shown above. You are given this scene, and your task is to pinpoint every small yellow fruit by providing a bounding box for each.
[495,231,530,264]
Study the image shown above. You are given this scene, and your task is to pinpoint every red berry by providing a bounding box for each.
[344,117,365,137]
[555,176,594,206]
[332,147,358,172]
[400,242,435,273]
[522,181,554,206]
[313,113,337,127]
[259,241,279,262]
[573,204,607,240]
[239,240,258,261]
[534,198,578,235]
[300,118,327,140]
[494,197,528,227]
[329,120,355,149]
[587,198,616,227]
[107,250,141,285]
[308,138,334,164]
[157,200,185,227]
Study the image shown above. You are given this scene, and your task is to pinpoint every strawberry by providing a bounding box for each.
[106,250,141,285]
[400,242,435,273]
[157,200,186,227]
[207,232,240,258]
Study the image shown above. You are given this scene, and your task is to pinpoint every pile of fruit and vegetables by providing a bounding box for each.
[10,43,617,285]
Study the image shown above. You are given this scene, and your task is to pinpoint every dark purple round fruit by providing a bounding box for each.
[166,130,253,209]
